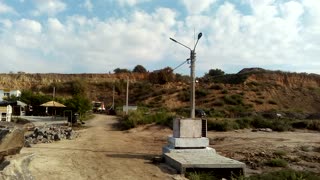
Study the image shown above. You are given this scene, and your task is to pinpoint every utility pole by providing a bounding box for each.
[126,77,129,115]
[170,32,202,119]
[190,50,196,119]
[112,85,115,110]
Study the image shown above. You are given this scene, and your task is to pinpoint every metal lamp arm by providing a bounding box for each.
[169,38,192,51]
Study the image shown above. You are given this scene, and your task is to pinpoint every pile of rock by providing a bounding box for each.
[24,125,77,147]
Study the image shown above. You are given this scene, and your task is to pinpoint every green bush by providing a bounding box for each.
[251,117,272,128]
[210,84,223,90]
[248,169,320,180]
[268,100,277,105]
[253,99,264,104]
[265,158,288,167]
[236,118,252,129]
[223,95,243,105]
[251,117,292,131]
[212,100,224,106]
[120,110,174,130]
[227,105,247,115]
[291,121,308,129]
[187,172,217,180]
[307,120,320,131]
[195,88,208,97]
[290,120,320,131]
[273,150,287,157]
[207,119,239,131]
[221,89,228,94]
[207,109,226,118]
[178,91,189,102]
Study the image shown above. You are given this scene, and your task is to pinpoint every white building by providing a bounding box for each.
[0,89,21,101]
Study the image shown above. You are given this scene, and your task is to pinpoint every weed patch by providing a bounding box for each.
[265,158,288,167]
[120,110,174,129]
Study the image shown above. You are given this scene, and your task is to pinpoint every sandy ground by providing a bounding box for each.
[20,115,320,179]
[21,114,182,180]
[208,129,320,175]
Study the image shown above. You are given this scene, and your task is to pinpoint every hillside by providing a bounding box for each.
[1,69,320,117]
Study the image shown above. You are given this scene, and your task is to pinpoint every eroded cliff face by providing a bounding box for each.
[245,72,320,88]
[0,73,148,90]
[1,71,320,114]
[243,72,320,113]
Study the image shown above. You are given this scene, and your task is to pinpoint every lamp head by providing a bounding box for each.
[197,32,202,40]
[169,37,177,43]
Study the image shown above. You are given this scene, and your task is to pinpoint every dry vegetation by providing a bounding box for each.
[2,69,320,116]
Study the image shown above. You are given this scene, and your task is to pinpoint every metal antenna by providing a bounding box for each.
[194,27,195,47]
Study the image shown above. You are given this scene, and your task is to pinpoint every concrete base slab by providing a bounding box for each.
[163,146,216,154]
[163,146,245,177]
[168,136,209,148]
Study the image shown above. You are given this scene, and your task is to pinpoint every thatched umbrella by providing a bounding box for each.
[40,101,66,108]
[40,101,66,117]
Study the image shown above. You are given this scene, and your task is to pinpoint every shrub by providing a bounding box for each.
[236,118,252,129]
[246,81,259,86]
[212,100,224,106]
[251,117,292,131]
[227,105,247,115]
[187,172,217,180]
[291,121,308,129]
[270,119,292,132]
[268,100,277,105]
[210,84,223,90]
[207,119,239,131]
[248,169,320,180]
[121,110,146,129]
[253,99,264,104]
[307,120,320,131]
[221,89,228,94]
[273,150,287,157]
[195,88,208,97]
[120,110,174,130]
[265,158,288,167]
[251,117,272,128]
[223,95,243,105]
[178,91,189,102]
[207,109,226,118]
[153,111,174,128]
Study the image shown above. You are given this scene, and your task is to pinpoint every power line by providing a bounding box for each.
[171,59,190,73]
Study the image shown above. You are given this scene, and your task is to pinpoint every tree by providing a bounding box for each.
[65,94,91,115]
[113,68,131,74]
[132,65,147,73]
[70,79,87,95]
[207,69,225,77]
[149,67,174,84]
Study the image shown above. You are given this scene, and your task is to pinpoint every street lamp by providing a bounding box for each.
[170,32,203,119]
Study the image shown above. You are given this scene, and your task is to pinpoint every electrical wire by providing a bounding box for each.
[170,59,190,73]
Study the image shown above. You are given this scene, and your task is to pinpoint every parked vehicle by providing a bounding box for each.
[92,101,105,113]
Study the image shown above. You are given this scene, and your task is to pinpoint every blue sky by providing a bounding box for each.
[0,0,319,76]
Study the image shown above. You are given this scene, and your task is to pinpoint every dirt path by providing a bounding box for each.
[21,114,180,180]
[19,115,320,178]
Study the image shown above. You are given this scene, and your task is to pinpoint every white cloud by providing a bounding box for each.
[180,0,216,14]
[16,19,42,33]
[117,0,150,7]
[0,19,12,28]
[0,2,16,14]
[82,0,93,12]
[0,1,319,75]
[0,8,178,73]
[32,0,66,16]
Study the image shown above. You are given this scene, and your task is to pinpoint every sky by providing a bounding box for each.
[0,0,319,76]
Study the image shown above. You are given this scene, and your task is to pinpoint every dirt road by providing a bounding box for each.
[21,114,180,180]
[20,115,320,179]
